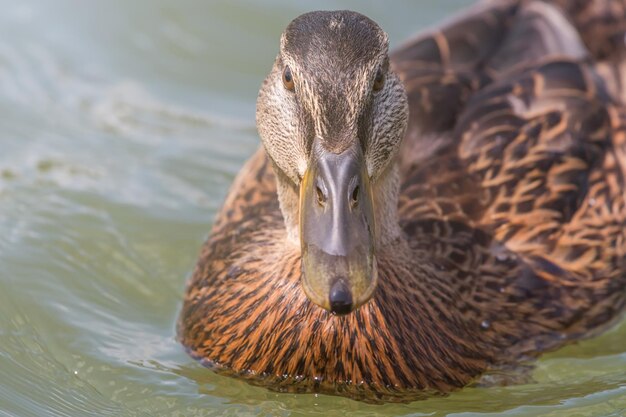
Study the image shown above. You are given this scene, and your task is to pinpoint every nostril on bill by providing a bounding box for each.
[350,183,360,208]
[329,278,353,315]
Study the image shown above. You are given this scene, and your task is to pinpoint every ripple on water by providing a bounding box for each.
[0,0,624,416]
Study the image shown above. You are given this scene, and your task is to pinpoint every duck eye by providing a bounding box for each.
[373,68,385,91]
[282,66,295,91]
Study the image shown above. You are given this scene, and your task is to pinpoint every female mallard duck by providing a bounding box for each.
[179,0,626,402]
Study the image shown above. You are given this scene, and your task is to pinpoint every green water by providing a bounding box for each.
[0,0,624,416]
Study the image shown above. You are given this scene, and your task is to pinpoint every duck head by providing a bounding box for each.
[256,11,408,315]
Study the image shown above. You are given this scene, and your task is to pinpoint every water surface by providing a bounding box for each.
[0,1,624,416]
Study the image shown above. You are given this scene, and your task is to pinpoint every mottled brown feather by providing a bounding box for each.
[179,0,626,403]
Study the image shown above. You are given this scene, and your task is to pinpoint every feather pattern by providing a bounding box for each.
[179,0,626,402]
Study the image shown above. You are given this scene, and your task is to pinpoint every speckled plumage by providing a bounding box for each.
[179,0,626,403]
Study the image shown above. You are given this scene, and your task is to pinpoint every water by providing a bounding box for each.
[0,1,624,416]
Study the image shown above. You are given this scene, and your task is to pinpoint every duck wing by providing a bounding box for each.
[393,0,626,351]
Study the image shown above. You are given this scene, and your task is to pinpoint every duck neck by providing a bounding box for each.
[372,161,403,247]
[274,160,403,248]
[275,167,301,244]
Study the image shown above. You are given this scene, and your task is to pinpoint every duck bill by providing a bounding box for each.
[299,139,377,315]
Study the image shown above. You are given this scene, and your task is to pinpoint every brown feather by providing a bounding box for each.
[178,0,626,403]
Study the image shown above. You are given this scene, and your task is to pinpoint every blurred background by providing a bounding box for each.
[0,0,624,416]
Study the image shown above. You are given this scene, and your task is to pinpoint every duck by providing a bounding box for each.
[178,0,626,403]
